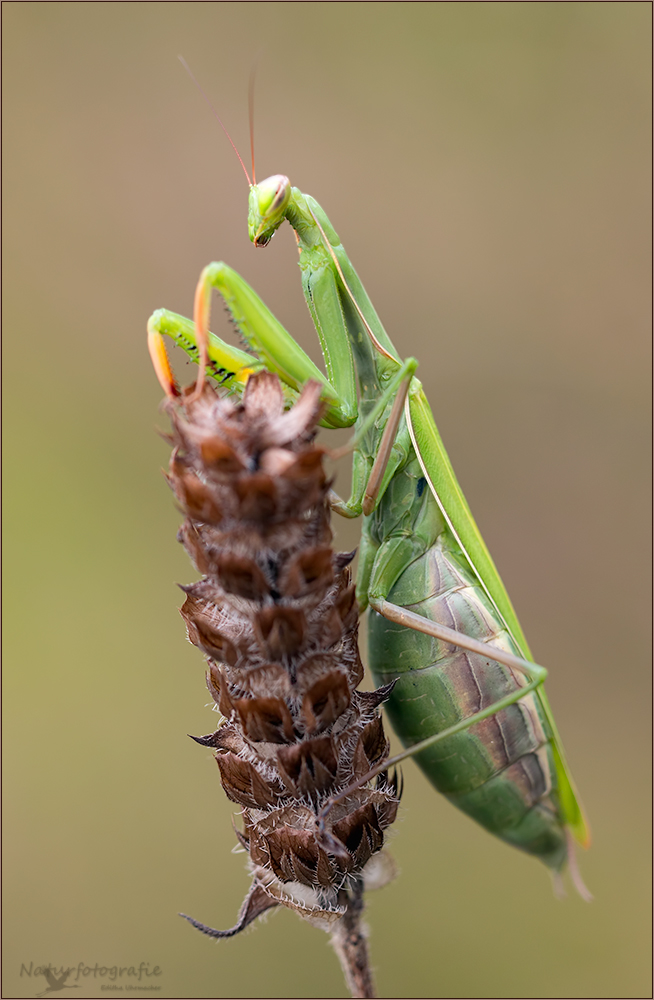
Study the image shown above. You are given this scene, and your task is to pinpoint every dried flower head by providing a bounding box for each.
[159,372,399,962]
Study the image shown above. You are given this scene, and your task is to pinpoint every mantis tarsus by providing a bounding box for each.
[148,118,590,899]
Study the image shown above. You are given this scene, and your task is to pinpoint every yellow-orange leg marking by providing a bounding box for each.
[191,266,212,399]
[147,318,180,398]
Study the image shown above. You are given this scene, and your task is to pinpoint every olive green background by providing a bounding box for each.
[4,3,650,998]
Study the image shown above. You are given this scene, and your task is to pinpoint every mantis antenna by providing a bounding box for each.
[177,56,253,399]
[248,53,264,185]
[178,55,252,187]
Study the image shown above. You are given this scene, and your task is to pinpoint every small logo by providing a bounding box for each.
[35,967,80,997]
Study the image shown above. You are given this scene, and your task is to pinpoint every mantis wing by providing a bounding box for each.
[407,386,590,847]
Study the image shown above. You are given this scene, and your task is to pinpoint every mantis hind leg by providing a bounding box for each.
[314,604,549,859]
[363,537,548,759]
[370,598,547,687]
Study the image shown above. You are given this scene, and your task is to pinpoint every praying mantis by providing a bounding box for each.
[148,89,590,897]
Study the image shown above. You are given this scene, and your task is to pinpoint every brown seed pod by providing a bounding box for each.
[159,372,399,989]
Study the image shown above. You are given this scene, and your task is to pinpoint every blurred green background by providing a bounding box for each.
[3,4,650,998]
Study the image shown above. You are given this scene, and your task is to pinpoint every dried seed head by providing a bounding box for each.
[162,372,398,934]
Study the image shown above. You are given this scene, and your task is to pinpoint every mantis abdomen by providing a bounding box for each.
[365,453,567,870]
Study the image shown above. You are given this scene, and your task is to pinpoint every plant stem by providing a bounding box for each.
[330,880,376,999]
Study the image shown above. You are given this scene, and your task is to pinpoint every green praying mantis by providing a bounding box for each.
[148,80,590,898]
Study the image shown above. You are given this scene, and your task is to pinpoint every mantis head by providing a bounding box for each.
[248,174,291,247]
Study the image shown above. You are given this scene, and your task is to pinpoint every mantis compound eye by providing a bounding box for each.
[256,174,291,215]
[248,174,291,246]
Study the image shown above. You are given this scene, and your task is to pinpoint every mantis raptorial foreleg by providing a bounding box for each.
[148,307,261,398]
[148,264,351,419]
[148,263,423,516]
[191,261,357,425]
